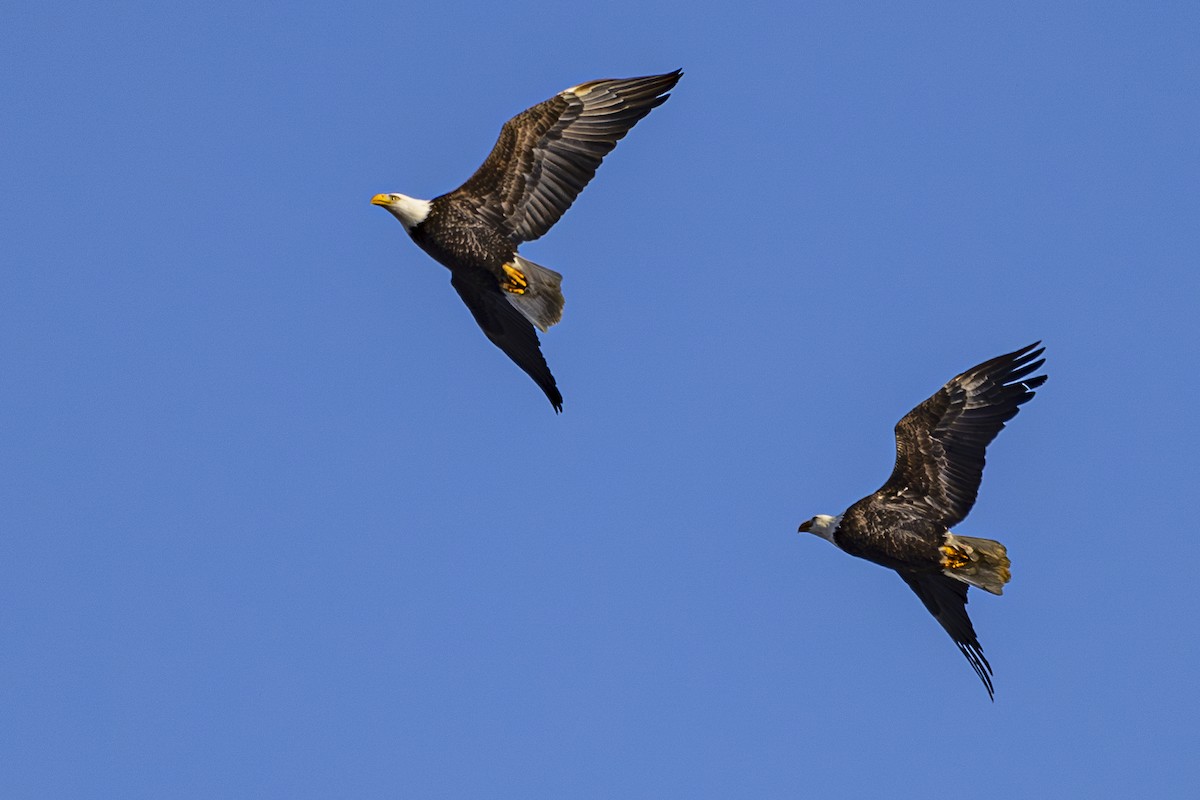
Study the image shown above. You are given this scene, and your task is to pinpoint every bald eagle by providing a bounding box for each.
[372,71,683,411]
[798,343,1047,699]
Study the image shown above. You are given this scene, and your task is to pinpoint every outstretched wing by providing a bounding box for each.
[450,272,563,412]
[900,571,994,700]
[447,71,682,244]
[875,342,1047,528]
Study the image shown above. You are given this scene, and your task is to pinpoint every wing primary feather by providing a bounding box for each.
[449,272,563,412]
[876,343,1048,527]
[901,572,995,701]
[447,70,682,244]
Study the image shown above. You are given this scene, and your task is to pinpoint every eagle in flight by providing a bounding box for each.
[798,343,1048,699]
[372,71,683,411]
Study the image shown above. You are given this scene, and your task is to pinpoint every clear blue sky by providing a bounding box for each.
[3,1,1198,797]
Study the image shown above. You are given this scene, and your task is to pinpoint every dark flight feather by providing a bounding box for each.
[900,572,994,700]
[450,271,562,412]
[450,71,682,244]
[872,342,1047,528]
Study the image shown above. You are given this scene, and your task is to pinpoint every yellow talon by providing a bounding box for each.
[939,545,969,569]
[500,263,528,294]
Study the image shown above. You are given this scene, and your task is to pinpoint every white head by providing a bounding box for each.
[798,514,842,544]
[370,192,431,232]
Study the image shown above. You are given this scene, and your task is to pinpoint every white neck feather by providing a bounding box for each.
[808,514,843,544]
[384,193,431,232]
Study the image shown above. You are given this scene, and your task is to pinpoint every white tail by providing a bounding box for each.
[505,255,565,332]
[940,533,1011,595]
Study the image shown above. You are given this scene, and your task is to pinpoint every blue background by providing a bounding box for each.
[3,1,1198,797]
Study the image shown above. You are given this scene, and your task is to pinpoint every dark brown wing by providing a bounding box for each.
[900,572,994,700]
[450,271,562,412]
[447,71,682,244]
[875,343,1047,528]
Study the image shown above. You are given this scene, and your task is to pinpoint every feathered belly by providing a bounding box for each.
[837,517,947,573]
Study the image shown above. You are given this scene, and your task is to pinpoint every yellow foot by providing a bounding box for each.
[500,263,528,295]
[939,545,969,569]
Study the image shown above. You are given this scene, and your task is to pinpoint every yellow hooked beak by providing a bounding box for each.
[370,193,393,206]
